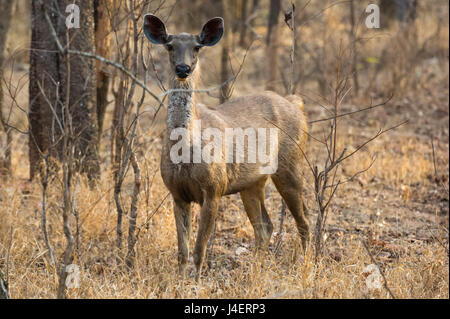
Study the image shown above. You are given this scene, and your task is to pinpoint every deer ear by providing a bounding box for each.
[143,14,169,44]
[198,17,224,46]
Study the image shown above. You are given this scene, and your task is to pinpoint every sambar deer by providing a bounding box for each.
[143,14,309,280]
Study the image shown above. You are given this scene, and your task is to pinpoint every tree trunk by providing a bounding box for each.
[265,0,281,91]
[380,0,417,28]
[220,0,233,104]
[29,0,60,180]
[0,0,14,176]
[95,0,112,144]
[239,0,249,48]
[248,0,260,42]
[350,0,359,95]
[29,0,100,180]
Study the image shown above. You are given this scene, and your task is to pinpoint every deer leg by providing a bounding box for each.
[174,199,192,277]
[257,186,274,240]
[272,172,310,252]
[193,197,219,281]
[240,184,272,250]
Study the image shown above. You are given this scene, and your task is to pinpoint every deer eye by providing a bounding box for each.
[194,46,202,52]
[166,44,174,51]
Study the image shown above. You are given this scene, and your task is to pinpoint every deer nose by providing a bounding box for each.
[175,64,191,78]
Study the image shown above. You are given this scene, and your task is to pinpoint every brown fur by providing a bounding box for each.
[145,16,309,280]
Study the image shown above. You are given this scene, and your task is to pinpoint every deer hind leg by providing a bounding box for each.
[240,180,273,250]
[271,169,310,252]
[174,199,192,277]
[193,196,219,281]
[257,184,274,243]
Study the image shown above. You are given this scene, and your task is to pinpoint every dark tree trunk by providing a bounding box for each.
[266,0,281,46]
[29,0,60,180]
[248,0,260,43]
[350,0,359,95]
[265,0,281,91]
[29,0,100,180]
[0,0,14,176]
[239,0,249,48]
[220,0,232,104]
[95,0,112,144]
[380,0,418,28]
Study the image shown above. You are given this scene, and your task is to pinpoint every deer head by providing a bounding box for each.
[143,14,224,81]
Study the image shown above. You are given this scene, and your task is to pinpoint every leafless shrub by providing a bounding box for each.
[308,52,403,260]
[270,41,404,260]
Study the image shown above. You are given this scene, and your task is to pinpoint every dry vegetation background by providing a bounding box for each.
[0,0,449,298]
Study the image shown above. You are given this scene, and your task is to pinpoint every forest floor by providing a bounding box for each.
[0,47,448,299]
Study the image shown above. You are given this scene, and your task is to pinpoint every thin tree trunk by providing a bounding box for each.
[220,0,232,104]
[287,1,296,95]
[125,152,141,267]
[0,0,14,176]
[380,0,397,28]
[249,0,260,43]
[350,0,359,95]
[95,0,112,143]
[113,78,126,248]
[266,0,281,91]
[266,0,281,46]
[239,0,248,48]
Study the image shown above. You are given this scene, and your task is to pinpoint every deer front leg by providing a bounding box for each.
[193,197,219,281]
[174,199,192,278]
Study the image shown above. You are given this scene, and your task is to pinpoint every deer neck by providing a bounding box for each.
[167,72,199,132]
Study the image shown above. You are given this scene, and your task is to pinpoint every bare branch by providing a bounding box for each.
[361,239,397,299]
[431,137,449,193]
[309,93,394,124]
[39,0,163,108]
[136,192,171,239]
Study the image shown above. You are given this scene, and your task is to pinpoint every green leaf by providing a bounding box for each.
[365,56,380,64]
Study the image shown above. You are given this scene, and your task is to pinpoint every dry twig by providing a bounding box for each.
[361,239,396,299]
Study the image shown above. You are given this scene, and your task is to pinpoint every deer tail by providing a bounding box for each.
[285,94,308,143]
[285,95,305,113]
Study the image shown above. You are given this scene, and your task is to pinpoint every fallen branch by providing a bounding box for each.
[361,239,396,299]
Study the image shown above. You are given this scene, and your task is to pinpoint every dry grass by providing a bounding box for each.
[0,106,448,298]
[0,181,448,299]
